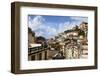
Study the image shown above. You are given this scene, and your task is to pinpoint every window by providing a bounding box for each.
[31,55,35,60]
[45,51,47,60]
[39,53,42,60]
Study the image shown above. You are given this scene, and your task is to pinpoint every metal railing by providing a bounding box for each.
[28,45,48,54]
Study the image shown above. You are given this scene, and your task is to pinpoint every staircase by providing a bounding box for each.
[81,44,88,58]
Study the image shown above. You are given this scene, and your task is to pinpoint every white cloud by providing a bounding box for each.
[29,16,57,39]
[35,25,57,39]
[57,16,88,35]
[46,26,57,38]
[28,16,87,39]
[28,16,45,31]
[70,16,88,23]
[58,21,77,33]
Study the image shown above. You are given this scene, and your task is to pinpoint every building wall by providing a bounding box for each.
[28,49,50,60]
[28,32,35,47]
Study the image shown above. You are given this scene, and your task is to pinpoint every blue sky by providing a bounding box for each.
[28,15,88,39]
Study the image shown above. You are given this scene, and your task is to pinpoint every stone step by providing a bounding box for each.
[81,45,88,50]
[81,54,88,58]
[82,50,88,53]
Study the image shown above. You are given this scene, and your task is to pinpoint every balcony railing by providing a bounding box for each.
[28,45,48,55]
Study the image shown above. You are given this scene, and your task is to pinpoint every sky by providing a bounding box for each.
[28,15,88,39]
